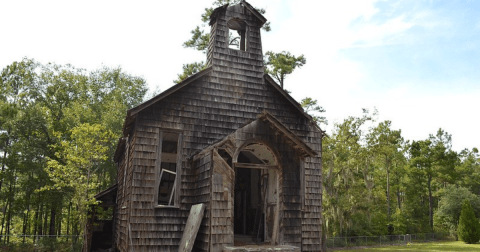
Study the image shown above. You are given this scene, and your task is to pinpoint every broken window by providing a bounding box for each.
[227,18,247,51]
[155,131,181,207]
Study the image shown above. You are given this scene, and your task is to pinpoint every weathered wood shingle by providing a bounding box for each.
[113,1,323,251]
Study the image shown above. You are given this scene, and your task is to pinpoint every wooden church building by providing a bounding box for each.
[91,1,323,251]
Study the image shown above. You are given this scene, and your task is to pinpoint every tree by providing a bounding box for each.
[45,123,115,245]
[366,121,404,221]
[457,148,480,195]
[264,51,306,89]
[322,109,381,236]
[174,61,207,84]
[408,129,458,232]
[0,58,147,246]
[300,97,327,127]
[435,186,480,240]
[458,200,480,244]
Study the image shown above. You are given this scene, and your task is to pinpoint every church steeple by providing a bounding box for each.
[207,1,267,70]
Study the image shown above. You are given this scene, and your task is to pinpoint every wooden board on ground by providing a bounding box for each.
[178,203,206,252]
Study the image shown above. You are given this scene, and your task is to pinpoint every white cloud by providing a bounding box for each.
[1,0,478,152]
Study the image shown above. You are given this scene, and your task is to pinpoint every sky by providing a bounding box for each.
[1,0,479,152]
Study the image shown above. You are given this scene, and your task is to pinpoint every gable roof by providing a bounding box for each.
[119,67,320,137]
[258,111,318,157]
[240,0,267,26]
[209,1,267,27]
[192,111,318,160]
[127,66,212,118]
[263,73,315,123]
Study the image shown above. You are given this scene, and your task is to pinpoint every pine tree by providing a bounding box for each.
[458,200,480,244]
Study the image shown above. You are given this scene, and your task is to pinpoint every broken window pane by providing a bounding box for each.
[158,170,176,205]
[157,132,180,206]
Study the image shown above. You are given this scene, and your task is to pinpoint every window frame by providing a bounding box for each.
[227,18,248,52]
[154,129,183,208]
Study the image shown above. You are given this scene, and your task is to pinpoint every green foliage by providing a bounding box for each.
[46,123,115,231]
[392,208,407,234]
[174,61,207,84]
[183,26,210,53]
[407,129,459,232]
[457,148,480,194]
[458,200,480,244]
[0,58,147,245]
[366,120,405,221]
[300,97,327,127]
[435,186,480,239]
[322,109,377,236]
[264,51,306,88]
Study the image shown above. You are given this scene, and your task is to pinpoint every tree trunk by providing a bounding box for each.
[396,188,401,210]
[22,199,31,243]
[0,197,9,244]
[49,205,56,236]
[5,180,14,244]
[428,175,433,231]
[5,202,11,244]
[0,138,9,193]
[66,202,71,241]
[387,168,390,220]
[33,202,39,242]
[43,204,49,236]
[38,204,44,235]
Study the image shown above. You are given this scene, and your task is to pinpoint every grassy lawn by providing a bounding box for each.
[335,240,480,252]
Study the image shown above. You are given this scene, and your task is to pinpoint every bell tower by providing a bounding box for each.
[207,1,267,88]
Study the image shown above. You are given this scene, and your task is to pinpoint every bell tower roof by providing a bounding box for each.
[209,1,267,27]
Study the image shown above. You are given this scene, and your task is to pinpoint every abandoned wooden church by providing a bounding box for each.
[88,1,323,251]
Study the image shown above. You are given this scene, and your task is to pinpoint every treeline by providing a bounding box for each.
[0,58,147,245]
[1,58,479,246]
[321,110,480,239]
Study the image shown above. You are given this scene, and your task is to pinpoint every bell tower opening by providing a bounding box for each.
[227,18,247,51]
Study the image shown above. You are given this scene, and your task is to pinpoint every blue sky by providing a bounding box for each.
[0,0,479,152]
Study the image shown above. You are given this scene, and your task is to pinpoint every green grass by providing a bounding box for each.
[336,240,480,252]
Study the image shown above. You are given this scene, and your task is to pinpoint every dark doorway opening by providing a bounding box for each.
[234,168,265,245]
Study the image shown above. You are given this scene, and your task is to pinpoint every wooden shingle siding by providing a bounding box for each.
[193,153,212,252]
[113,1,323,251]
[115,131,136,252]
[210,151,234,252]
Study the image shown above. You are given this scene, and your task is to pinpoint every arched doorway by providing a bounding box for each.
[232,142,280,245]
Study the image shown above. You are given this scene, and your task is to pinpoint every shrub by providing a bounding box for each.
[458,200,480,244]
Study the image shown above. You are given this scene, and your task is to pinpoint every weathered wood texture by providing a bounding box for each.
[192,152,213,252]
[114,1,322,251]
[115,132,136,252]
[210,151,235,252]
[178,203,206,252]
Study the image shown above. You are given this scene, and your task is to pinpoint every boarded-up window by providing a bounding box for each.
[155,131,182,207]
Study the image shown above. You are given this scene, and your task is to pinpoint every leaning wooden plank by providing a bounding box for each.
[178,203,206,252]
